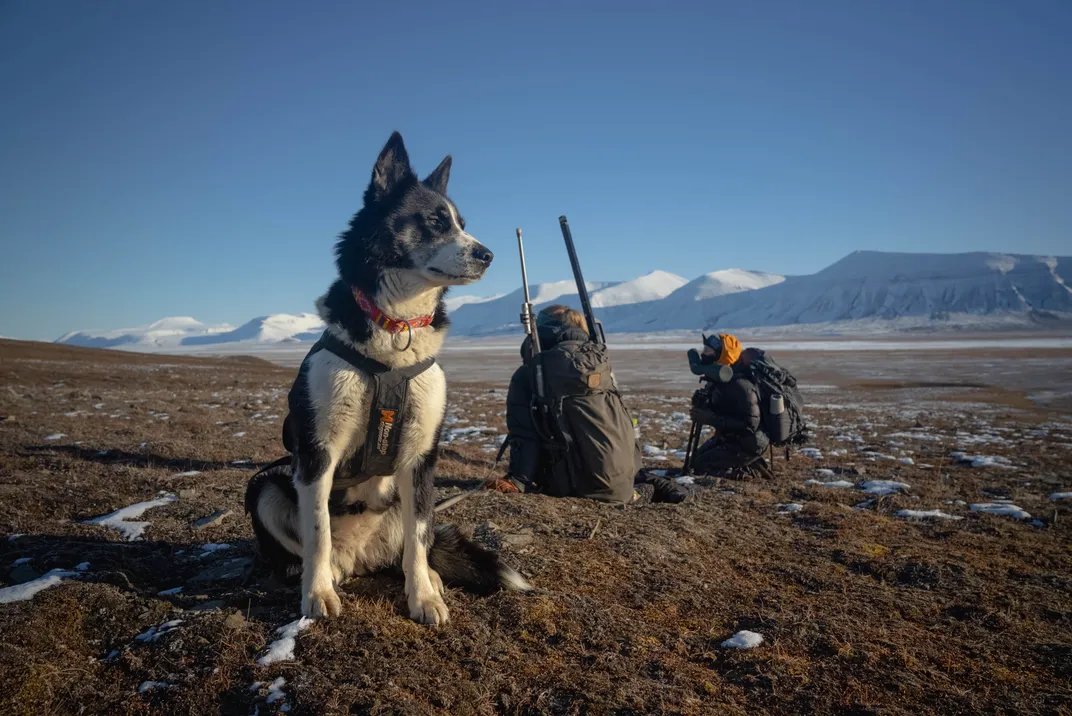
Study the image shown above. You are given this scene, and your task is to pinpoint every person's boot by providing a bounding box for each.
[650,476,695,504]
[746,457,774,480]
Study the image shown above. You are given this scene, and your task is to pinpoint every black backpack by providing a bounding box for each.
[745,349,808,446]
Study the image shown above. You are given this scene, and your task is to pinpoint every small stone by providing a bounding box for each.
[501,533,534,547]
[191,509,232,529]
[192,600,225,612]
[223,611,246,629]
[188,558,252,585]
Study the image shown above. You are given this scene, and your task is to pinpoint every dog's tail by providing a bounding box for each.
[429,524,532,594]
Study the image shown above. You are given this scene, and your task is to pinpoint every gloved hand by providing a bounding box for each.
[484,477,521,494]
[690,406,717,426]
[691,389,707,408]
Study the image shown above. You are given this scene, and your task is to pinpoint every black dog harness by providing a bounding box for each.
[283,331,436,490]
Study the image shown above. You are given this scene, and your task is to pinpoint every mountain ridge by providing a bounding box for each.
[54,251,1072,348]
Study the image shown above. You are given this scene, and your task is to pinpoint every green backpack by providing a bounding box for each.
[532,338,641,504]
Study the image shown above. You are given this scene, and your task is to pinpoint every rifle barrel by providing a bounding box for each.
[558,216,603,345]
[516,228,532,306]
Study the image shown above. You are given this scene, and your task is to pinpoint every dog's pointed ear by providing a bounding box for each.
[423,155,452,195]
[368,131,414,201]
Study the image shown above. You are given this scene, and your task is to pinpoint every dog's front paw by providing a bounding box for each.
[302,585,343,619]
[428,568,446,597]
[408,590,449,625]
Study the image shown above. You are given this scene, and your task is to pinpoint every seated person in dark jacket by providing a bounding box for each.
[487,305,690,504]
[689,333,770,477]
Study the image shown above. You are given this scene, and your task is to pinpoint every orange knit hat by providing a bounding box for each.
[716,333,742,366]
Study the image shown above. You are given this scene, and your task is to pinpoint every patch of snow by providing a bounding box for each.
[44,433,66,441]
[158,586,183,596]
[898,457,915,465]
[799,448,823,460]
[257,617,314,666]
[0,569,75,604]
[675,475,696,486]
[74,562,90,572]
[950,451,1016,469]
[7,534,23,542]
[169,471,201,478]
[233,432,246,438]
[10,557,32,566]
[84,493,177,541]
[816,469,835,477]
[970,503,1032,520]
[135,619,184,642]
[138,681,172,694]
[198,543,231,558]
[266,677,288,704]
[443,426,492,442]
[721,630,764,649]
[861,480,911,496]
[804,479,855,489]
[778,503,803,513]
[895,509,962,520]
[1049,492,1072,500]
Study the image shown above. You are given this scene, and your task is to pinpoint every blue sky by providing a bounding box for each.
[1,1,1070,341]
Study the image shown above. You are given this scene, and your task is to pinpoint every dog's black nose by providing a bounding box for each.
[471,245,494,265]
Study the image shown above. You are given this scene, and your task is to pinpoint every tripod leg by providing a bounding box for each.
[682,421,700,476]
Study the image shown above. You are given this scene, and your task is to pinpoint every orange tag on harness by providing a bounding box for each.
[376,410,396,455]
[587,373,601,389]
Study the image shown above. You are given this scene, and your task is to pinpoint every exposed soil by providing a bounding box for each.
[1,338,1070,715]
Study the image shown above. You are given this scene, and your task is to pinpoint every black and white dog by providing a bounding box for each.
[245,132,529,624]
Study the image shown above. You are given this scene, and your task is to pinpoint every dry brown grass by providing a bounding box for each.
[0,339,1070,715]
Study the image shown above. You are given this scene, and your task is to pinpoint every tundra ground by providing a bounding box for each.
[1,338,1070,715]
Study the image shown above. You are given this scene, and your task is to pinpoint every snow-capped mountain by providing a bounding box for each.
[446,271,689,336]
[672,269,786,302]
[53,252,1072,350]
[589,270,689,308]
[443,293,504,312]
[180,313,324,345]
[55,317,235,349]
[56,314,324,349]
[605,252,1072,333]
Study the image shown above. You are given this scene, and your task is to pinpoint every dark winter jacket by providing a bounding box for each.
[693,369,769,455]
[505,324,589,484]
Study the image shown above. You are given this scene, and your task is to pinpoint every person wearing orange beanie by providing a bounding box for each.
[689,333,770,478]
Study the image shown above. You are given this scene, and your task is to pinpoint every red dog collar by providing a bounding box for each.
[352,288,435,334]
